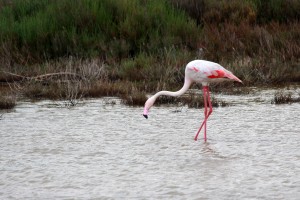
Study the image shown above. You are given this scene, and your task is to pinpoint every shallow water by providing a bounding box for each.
[1,87,300,199]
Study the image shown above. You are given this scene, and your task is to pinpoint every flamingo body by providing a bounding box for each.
[185,60,241,85]
[143,60,242,141]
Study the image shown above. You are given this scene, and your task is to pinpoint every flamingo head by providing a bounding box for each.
[143,96,156,119]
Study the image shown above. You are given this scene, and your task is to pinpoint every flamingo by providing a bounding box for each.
[143,60,242,142]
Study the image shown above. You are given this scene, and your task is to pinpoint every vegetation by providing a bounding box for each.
[272,90,300,104]
[0,89,16,109]
[171,0,300,84]
[0,0,299,108]
[0,0,198,63]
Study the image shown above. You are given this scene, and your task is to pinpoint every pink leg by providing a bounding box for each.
[206,87,213,118]
[194,86,213,142]
[203,87,208,141]
[205,87,213,141]
[194,86,208,141]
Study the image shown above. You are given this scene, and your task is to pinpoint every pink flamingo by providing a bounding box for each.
[143,60,242,142]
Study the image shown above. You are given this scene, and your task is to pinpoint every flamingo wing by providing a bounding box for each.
[186,60,242,83]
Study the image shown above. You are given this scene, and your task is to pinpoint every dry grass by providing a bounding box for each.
[181,92,228,108]
[1,55,297,108]
[1,0,299,89]
[121,92,147,106]
[0,96,16,110]
[271,91,300,104]
[87,80,147,106]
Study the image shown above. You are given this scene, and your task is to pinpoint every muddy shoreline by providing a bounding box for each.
[1,79,299,110]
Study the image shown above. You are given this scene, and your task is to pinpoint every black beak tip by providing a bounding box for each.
[143,114,148,119]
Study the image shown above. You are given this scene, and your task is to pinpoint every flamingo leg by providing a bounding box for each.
[194,86,208,141]
[206,87,213,118]
[194,86,213,141]
[205,87,213,141]
[203,87,208,141]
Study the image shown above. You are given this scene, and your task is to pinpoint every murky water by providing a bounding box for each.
[1,87,300,199]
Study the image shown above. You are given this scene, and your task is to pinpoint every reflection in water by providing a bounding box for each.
[200,142,227,160]
[0,87,300,199]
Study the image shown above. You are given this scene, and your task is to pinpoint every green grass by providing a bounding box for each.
[0,0,200,63]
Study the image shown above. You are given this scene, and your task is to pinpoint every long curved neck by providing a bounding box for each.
[153,78,192,99]
[143,78,193,117]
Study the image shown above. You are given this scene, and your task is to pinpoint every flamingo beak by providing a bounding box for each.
[143,107,149,119]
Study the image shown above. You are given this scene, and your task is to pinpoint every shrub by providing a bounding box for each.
[0,93,16,109]
[0,0,200,64]
[250,0,300,23]
[272,90,300,104]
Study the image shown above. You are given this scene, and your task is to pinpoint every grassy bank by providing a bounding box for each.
[0,0,199,62]
[0,0,299,108]
[171,0,300,84]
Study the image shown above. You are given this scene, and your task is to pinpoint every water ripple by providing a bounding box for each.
[1,88,300,199]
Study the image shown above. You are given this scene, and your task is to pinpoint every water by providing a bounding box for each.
[1,87,300,199]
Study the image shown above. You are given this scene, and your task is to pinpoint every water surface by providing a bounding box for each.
[1,87,300,199]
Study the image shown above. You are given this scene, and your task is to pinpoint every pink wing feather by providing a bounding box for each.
[187,60,242,83]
